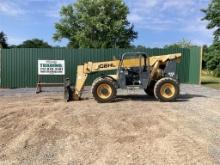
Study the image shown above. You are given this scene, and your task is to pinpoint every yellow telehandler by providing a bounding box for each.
[65,52,181,103]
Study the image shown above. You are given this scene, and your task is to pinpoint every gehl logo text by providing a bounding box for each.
[98,63,116,69]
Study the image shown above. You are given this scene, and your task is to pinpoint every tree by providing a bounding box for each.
[129,45,148,49]
[0,31,8,48]
[164,39,193,49]
[203,45,220,76]
[17,39,52,48]
[135,45,148,49]
[202,45,209,69]
[202,0,220,76]
[202,0,220,45]
[53,0,137,48]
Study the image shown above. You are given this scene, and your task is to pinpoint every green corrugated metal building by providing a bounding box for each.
[0,47,202,88]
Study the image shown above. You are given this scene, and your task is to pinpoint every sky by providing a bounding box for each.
[0,0,213,47]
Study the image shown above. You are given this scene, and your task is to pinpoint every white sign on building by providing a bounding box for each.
[38,60,65,75]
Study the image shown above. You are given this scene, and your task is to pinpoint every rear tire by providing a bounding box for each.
[144,88,154,96]
[92,78,117,103]
[144,81,156,97]
[154,77,179,102]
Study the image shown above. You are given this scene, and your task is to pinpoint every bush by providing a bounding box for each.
[205,49,220,74]
[214,64,220,77]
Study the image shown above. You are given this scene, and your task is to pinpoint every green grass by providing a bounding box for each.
[201,70,220,90]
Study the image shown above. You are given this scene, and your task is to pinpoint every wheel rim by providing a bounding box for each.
[97,83,112,99]
[160,83,175,99]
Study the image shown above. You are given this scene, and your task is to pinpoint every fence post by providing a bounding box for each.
[199,46,203,84]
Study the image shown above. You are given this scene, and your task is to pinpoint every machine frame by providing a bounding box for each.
[65,52,181,103]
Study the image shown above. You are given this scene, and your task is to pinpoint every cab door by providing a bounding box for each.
[139,55,150,89]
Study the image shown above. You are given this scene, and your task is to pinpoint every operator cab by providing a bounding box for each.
[118,52,150,89]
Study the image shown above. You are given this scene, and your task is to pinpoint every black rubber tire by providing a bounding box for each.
[91,77,104,89]
[91,76,117,92]
[154,77,179,102]
[92,78,117,103]
[144,88,154,96]
[144,81,156,97]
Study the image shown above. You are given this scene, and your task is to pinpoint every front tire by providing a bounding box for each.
[92,78,117,103]
[154,77,179,102]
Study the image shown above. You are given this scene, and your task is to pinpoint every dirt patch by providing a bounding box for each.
[0,85,220,164]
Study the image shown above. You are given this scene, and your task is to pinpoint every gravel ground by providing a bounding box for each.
[0,84,220,165]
